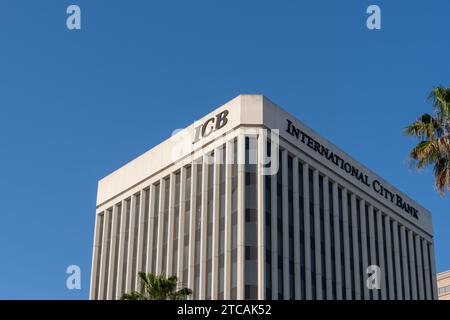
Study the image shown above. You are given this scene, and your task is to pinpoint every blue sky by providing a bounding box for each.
[0,0,449,299]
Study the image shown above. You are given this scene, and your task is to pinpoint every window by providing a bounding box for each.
[366,204,372,299]
[319,175,326,299]
[438,285,450,295]
[426,243,434,299]
[373,209,380,282]
[382,214,389,299]
[420,239,428,299]
[172,172,181,276]
[206,153,214,299]
[276,149,283,299]
[357,199,364,299]
[141,189,150,274]
[405,228,413,298]
[244,137,258,299]
[389,219,397,299]
[194,160,203,299]
[161,177,170,274]
[397,223,404,298]
[299,163,306,299]
[218,145,226,299]
[288,156,295,299]
[131,194,140,290]
[309,168,315,299]
[231,140,238,299]
[151,184,160,274]
[121,199,131,293]
[347,193,354,299]
[103,208,113,298]
[338,188,345,299]
[112,203,122,297]
[264,141,272,299]
[413,232,420,299]
[182,166,192,285]
[94,212,104,299]
[328,182,335,300]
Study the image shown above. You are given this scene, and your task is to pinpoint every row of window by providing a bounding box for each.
[264,143,436,300]
[92,140,242,300]
[438,285,450,295]
[92,136,435,300]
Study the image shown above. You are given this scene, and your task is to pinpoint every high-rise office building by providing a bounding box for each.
[90,95,437,300]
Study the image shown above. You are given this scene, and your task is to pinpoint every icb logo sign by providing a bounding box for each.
[193,110,229,144]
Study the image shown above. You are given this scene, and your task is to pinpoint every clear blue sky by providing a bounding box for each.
[0,0,449,299]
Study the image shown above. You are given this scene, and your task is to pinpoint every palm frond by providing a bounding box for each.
[120,291,146,300]
[170,288,193,300]
[404,114,438,139]
[406,86,450,195]
[120,272,193,300]
[429,86,450,119]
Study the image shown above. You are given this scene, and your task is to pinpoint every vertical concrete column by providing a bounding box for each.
[392,220,402,299]
[271,155,278,299]
[156,180,166,275]
[188,164,198,298]
[237,134,246,300]
[125,195,137,293]
[351,194,361,300]
[116,200,128,299]
[292,158,301,300]
[167,174,176,277]
[223,140,233,299]
[415,234,424,299]
[136,189,147,289]
[407,230,417,300]
[360,200,369,300]
[281,150,290,299]
[313,169,322,300]
[90,212,102,300]
[199,156,209,299]
[422,240,432,300]
[303,164,312,300]
[145,185,155,274]
[384,216,394,300]
[332,182,342,300]
[323,176,332,300]
[98,211,110,299]
[368,205,379,300]
[342,188,351,300]
[177,168,186,284]
[107,205,119,299]
[428,242,438,300]
[257,133,266,300]
[376,211,386,300]
[211,150,221,299]
[400,225,410,299]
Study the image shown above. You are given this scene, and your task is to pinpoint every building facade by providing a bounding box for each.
[90,95,438,300]
[437,270,450,300]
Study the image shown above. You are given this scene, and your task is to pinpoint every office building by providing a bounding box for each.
[90,95,438,300]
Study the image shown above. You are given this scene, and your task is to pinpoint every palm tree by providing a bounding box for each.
[404,86,450,194]
[120,272,192,300]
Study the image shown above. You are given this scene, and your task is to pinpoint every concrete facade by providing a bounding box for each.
[90,95,437,300]
[437,270,450,300]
